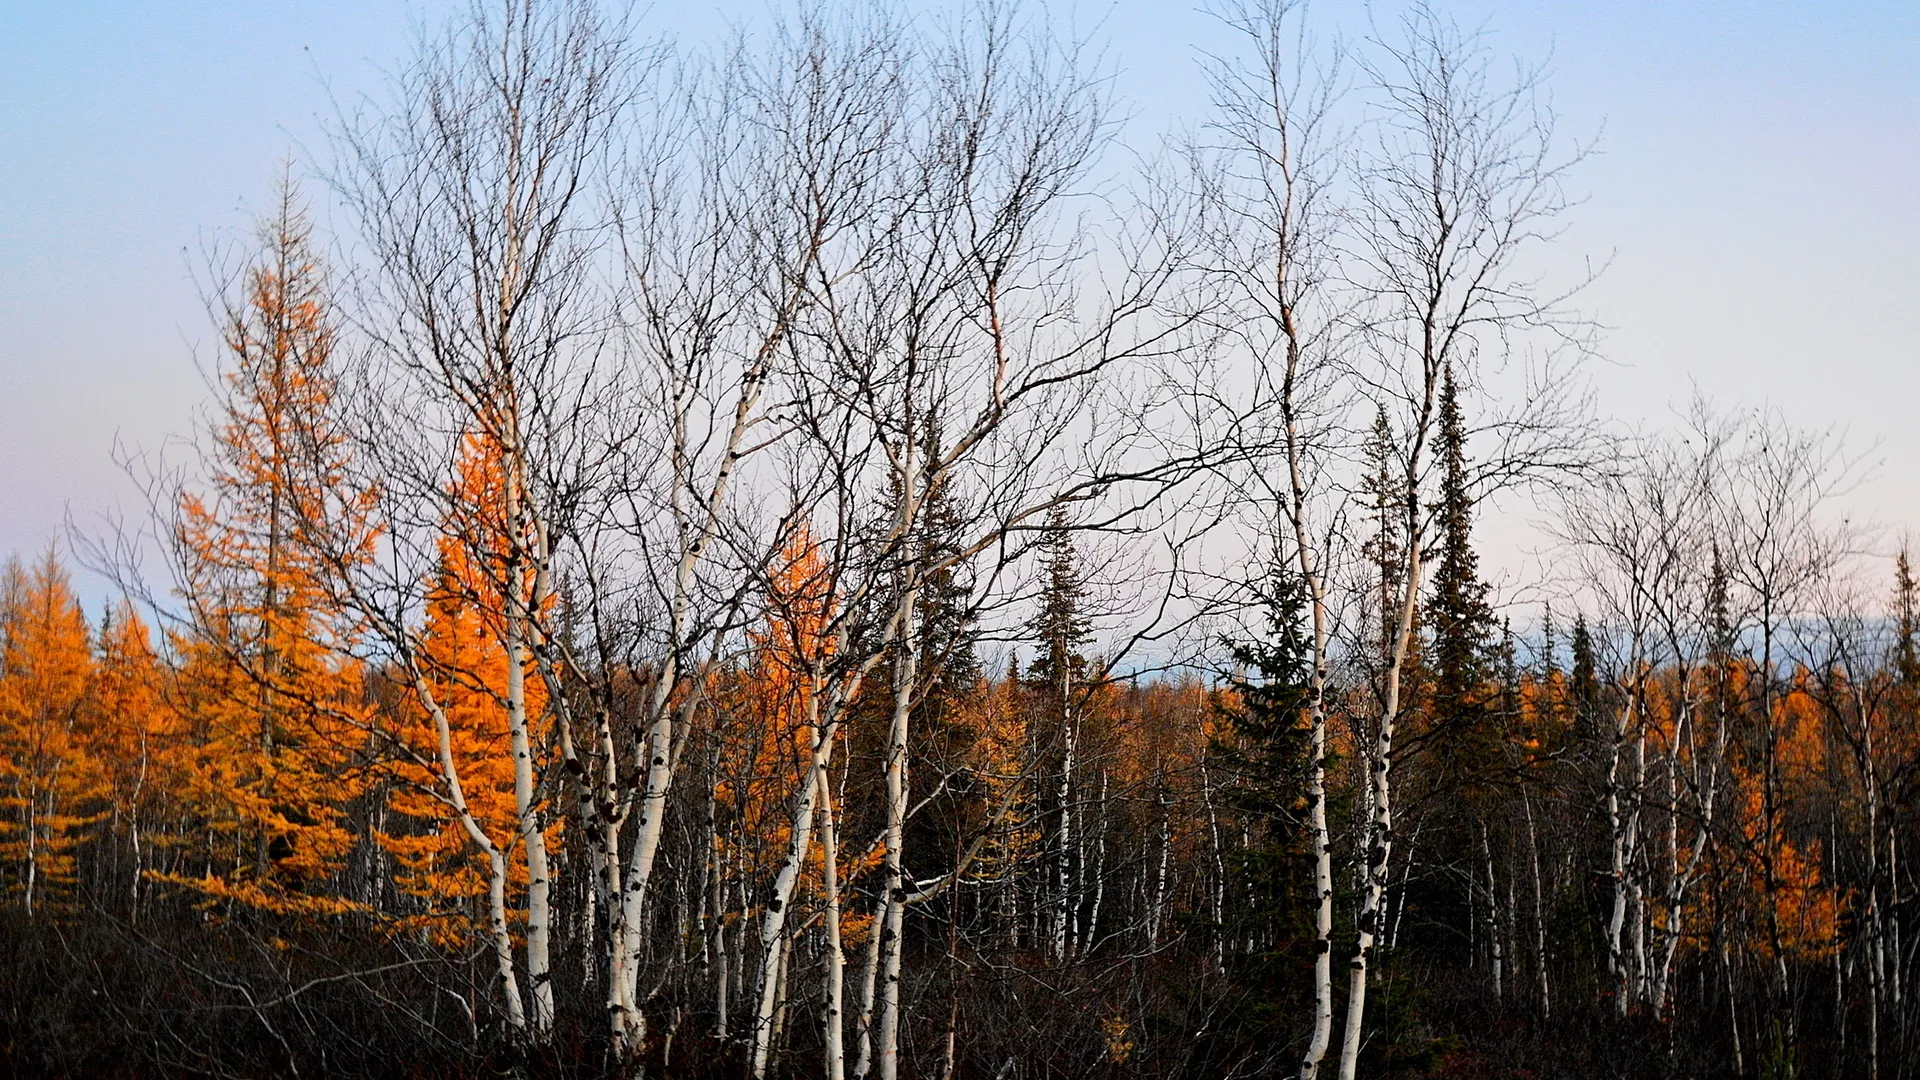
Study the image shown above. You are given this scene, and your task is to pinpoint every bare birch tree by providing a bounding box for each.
[1187,2,1347,1073]
[323,0,636,1038]
[1335,6,1592,1075]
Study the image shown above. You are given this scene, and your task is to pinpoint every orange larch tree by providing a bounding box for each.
[375,431,561,1033]
[0,549,107,916]
[164,178,376,916]
[381,434,557,941]
[86,601,170,915]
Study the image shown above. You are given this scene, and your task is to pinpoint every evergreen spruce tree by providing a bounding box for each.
[1893,546,1918,686]
[916,424,980,701]
[1361,405,1405,670]
[900,421,986,919]
[1025,506,1092,960]
[867,418,980,711]
[1215,558,1316,963]
[1495,620,1521,733]
[1570,612,1601,746]
[1425,362,1498,758]
[1532,604,1576,760]
[1705,544,1741,787]
[1396,364,1504,967]
[1026,507,1092,694]
[1539,605,1559,680]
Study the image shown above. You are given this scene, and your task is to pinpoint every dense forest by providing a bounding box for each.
[1,2,1913,1078]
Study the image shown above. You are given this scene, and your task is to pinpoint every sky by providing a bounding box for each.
[2,0,1915,608]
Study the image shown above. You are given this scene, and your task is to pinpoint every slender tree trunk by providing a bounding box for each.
[1387,817,1422,952]
[414,675,527,1032]
[752,689,838,1080]
[819,766,847,1080]
[611,297,784,1057]
[1291,460,1336,1080]
[768,924,794,1063]
[1524,791,1550,1018]
[1652,680,1707,1017]
[1868,731,1884,1080]
[503,532,554,1034]
[1482,826,1503,999]
[851,886,884,1080]
[877,608,918,1080]
[1087,771,1108,950]
[1336,537,1423,1080]
[485,846,528,1031]
[614,682,679,1050]
[1606,676,1638,1017]
[939,997,959,1080]
[1889,820,1904,1017]
[1203,758,1227,974]
[1150,790,1171,947]
[714,834,731,1043]
[1726,944,1745,1076]
[23,793,36,919]
[1837,814,1850,1065]
[1052,676,1075,963]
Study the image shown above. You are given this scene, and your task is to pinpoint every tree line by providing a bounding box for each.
[0,2,1911,1078]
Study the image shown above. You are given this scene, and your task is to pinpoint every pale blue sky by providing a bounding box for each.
[2,1,1915,598]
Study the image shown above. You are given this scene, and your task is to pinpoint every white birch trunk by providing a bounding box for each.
[1605,675,1638,1017]
[1051,669,1075,963]
[411,672,527,1031]
[752,687,838,1079]
[1150,792,1171,947]
[1336,537,1423,1080]
[1482,826,1503,999]
[613,682,679,1052]
[501,498,554,1034]
[1275,299,1337,1080]
[876,599,919,1080]
[1864,703,1883,1080]
[1297,555,1335,1078]
[1086,771,1108,951]
[1523,792,1550,1019]
[1202,759,1227,974]
[714,839,731,1042]
[769,929,794,1060]
[609,277,791,1055]
[818,766,848,1080]
[1888,823,1903,1013]
[1629,727,1648,1007]
[851,886,884,1080]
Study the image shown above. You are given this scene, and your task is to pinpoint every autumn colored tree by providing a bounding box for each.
[85,601,169,914]
[0,549,107,916]
[12,5,1913,1079]
[163,179,375,916]
[366,430,568,1046]
[380,439,555,937]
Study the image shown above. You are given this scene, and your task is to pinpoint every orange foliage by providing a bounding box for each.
[712,530,840,912]
[87,603,169,877]
[164,190,375,916]
[379,433,556,940]
[0,551,107,914]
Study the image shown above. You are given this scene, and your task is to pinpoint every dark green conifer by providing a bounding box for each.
[1361,404,1405,666]
[1425,363,1496,734]
[1570,612,1601,745]
[1215,555,1316,966]
[1893,546,1919,686]
[1026,507,1092,695]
